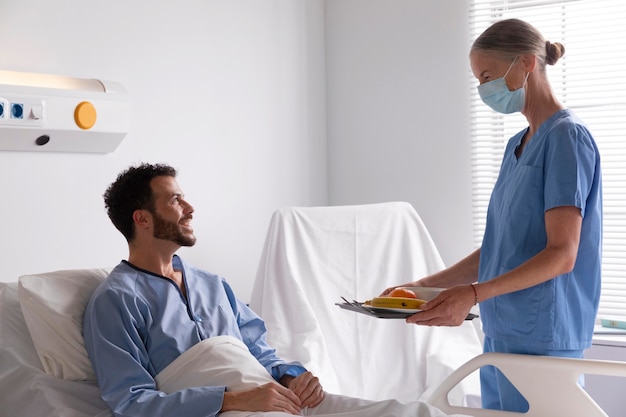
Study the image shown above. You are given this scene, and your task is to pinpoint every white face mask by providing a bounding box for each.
[477,57,529,114]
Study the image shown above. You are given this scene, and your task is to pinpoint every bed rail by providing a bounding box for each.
[425,352,626,417]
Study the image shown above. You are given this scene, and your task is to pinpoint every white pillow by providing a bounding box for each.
[17,268,111,381]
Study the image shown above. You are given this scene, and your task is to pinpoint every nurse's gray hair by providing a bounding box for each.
[471,18,565,70]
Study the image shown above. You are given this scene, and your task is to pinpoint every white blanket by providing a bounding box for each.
[155,335,277,392]
[155,335,470,417]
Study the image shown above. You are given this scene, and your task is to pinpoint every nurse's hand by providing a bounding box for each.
[405,284,475,326]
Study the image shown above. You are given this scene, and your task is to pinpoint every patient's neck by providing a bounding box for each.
[128,240,185,293]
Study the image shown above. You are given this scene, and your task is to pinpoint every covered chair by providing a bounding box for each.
[249,202,482,404]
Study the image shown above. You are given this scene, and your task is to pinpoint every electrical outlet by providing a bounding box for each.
[0,96,45,126]
[10,103,23,119]
[0,99,7,120]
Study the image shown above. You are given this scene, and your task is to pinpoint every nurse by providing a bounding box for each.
[384,18,602,412]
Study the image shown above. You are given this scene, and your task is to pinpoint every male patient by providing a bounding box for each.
[83,163,464,417]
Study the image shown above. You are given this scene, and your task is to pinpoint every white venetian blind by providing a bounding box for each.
[468,0,626,322]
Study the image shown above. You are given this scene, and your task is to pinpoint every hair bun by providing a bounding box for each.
[545,41,565,65]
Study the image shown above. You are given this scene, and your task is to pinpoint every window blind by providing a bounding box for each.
[468,0,626,321]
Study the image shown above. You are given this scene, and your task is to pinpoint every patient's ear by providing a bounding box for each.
[132,209,152,230]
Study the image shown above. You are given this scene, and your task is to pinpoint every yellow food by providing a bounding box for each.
[368,297,426,309]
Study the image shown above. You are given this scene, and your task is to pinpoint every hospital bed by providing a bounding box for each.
[1,202,624,416]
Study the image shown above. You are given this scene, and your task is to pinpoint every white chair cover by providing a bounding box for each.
[250,202,482,404]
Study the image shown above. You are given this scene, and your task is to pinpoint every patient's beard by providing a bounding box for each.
[152,211,197,247]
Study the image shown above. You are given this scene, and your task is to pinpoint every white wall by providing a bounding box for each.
[325,0,475,266]
[0,0,475,299]
[0,0,327,301]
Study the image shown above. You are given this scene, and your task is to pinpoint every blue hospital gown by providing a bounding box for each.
[83,256,306,417]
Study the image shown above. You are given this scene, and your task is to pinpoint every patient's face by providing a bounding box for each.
[149,176,196,247]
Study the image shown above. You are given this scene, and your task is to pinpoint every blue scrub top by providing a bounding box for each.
[478,109,602,351]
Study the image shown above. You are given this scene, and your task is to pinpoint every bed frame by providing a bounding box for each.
[426,352,626,417]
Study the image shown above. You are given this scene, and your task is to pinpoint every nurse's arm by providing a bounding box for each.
[381,248,480,296]
[408,206,581,326]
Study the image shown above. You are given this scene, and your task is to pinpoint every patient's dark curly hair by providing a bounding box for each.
[103,163,177,242]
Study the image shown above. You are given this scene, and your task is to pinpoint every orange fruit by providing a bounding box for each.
[388,288,417,299]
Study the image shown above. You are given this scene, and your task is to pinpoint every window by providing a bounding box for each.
[468,0,626,322]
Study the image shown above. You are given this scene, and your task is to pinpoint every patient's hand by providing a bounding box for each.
[221,382,302,414]
[281,371,325,408]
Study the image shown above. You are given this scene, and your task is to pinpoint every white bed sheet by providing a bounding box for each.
[0,282,112,417]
